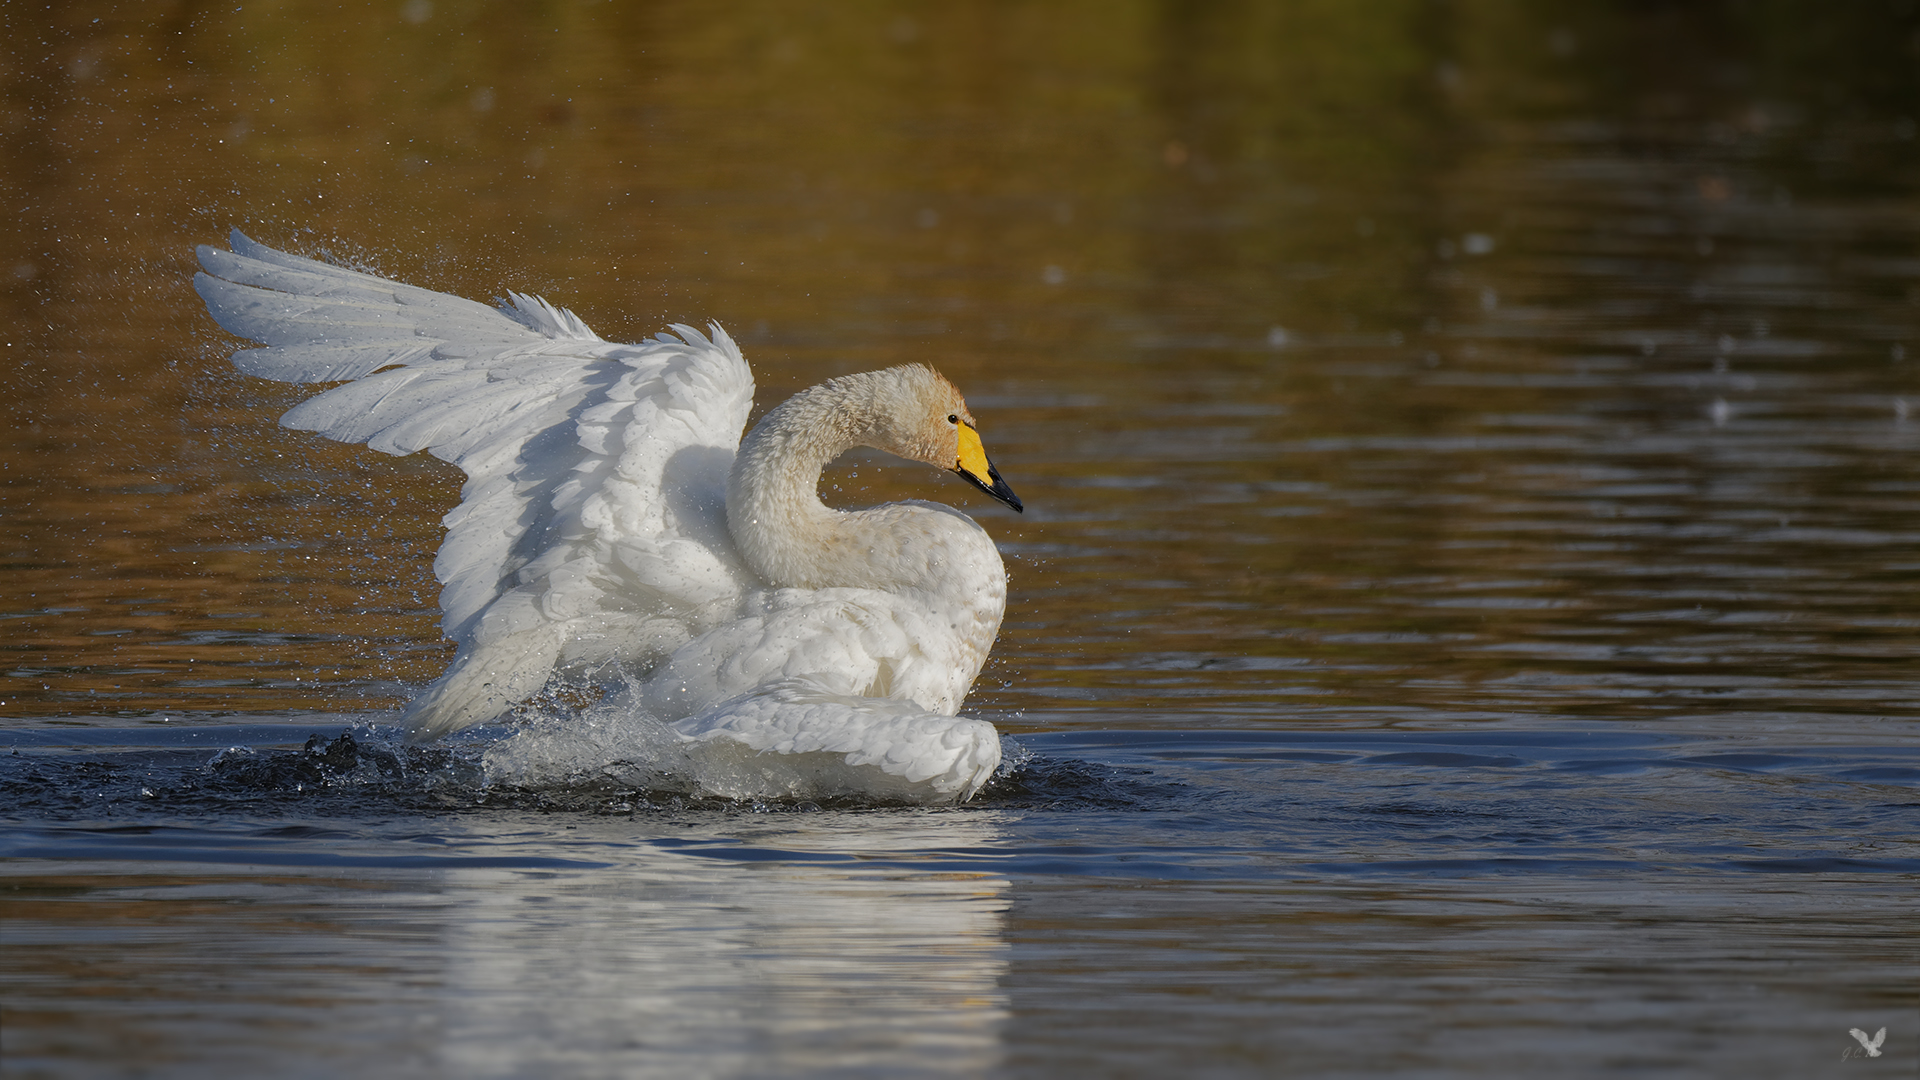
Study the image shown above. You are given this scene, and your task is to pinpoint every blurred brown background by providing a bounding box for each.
[3,1,1917,727]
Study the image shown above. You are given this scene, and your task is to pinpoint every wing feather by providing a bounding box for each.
[195,231,759,736]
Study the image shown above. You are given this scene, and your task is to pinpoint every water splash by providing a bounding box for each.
[484,689,1001,806]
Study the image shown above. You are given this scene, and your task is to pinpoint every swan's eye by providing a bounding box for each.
[947,414,958,424]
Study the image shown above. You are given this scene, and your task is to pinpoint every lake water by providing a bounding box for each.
[4,3,1919,1077]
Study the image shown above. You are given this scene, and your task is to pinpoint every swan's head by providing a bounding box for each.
[863,364,1023,513]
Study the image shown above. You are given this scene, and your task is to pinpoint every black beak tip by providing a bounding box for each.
[958,463,1024,513]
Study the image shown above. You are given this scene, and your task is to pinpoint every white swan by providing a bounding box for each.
[193,231,1023,802]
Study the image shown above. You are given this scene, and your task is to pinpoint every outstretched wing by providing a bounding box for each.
[194,230,761,735]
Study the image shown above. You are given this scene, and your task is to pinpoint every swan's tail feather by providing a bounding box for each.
[402,636,564,739]
[401,594,567,738]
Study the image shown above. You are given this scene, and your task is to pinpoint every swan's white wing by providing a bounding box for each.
[194,230,760,735]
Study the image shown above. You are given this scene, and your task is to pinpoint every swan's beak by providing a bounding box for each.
[954,422,1023,513]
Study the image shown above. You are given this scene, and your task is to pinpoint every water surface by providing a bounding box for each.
[4,3,1919,1076]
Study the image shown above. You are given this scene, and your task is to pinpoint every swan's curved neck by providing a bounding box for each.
[726,379,885,589]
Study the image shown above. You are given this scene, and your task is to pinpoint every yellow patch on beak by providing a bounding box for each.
[956,422,991,482]
[951,420,1023,512]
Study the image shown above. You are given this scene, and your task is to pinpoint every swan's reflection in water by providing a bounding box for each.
[0,811,1012,1078]
[434,821,1012,1076]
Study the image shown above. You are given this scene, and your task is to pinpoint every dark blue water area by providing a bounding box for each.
[4,716,1917,883]
[7,716,1919,1078]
